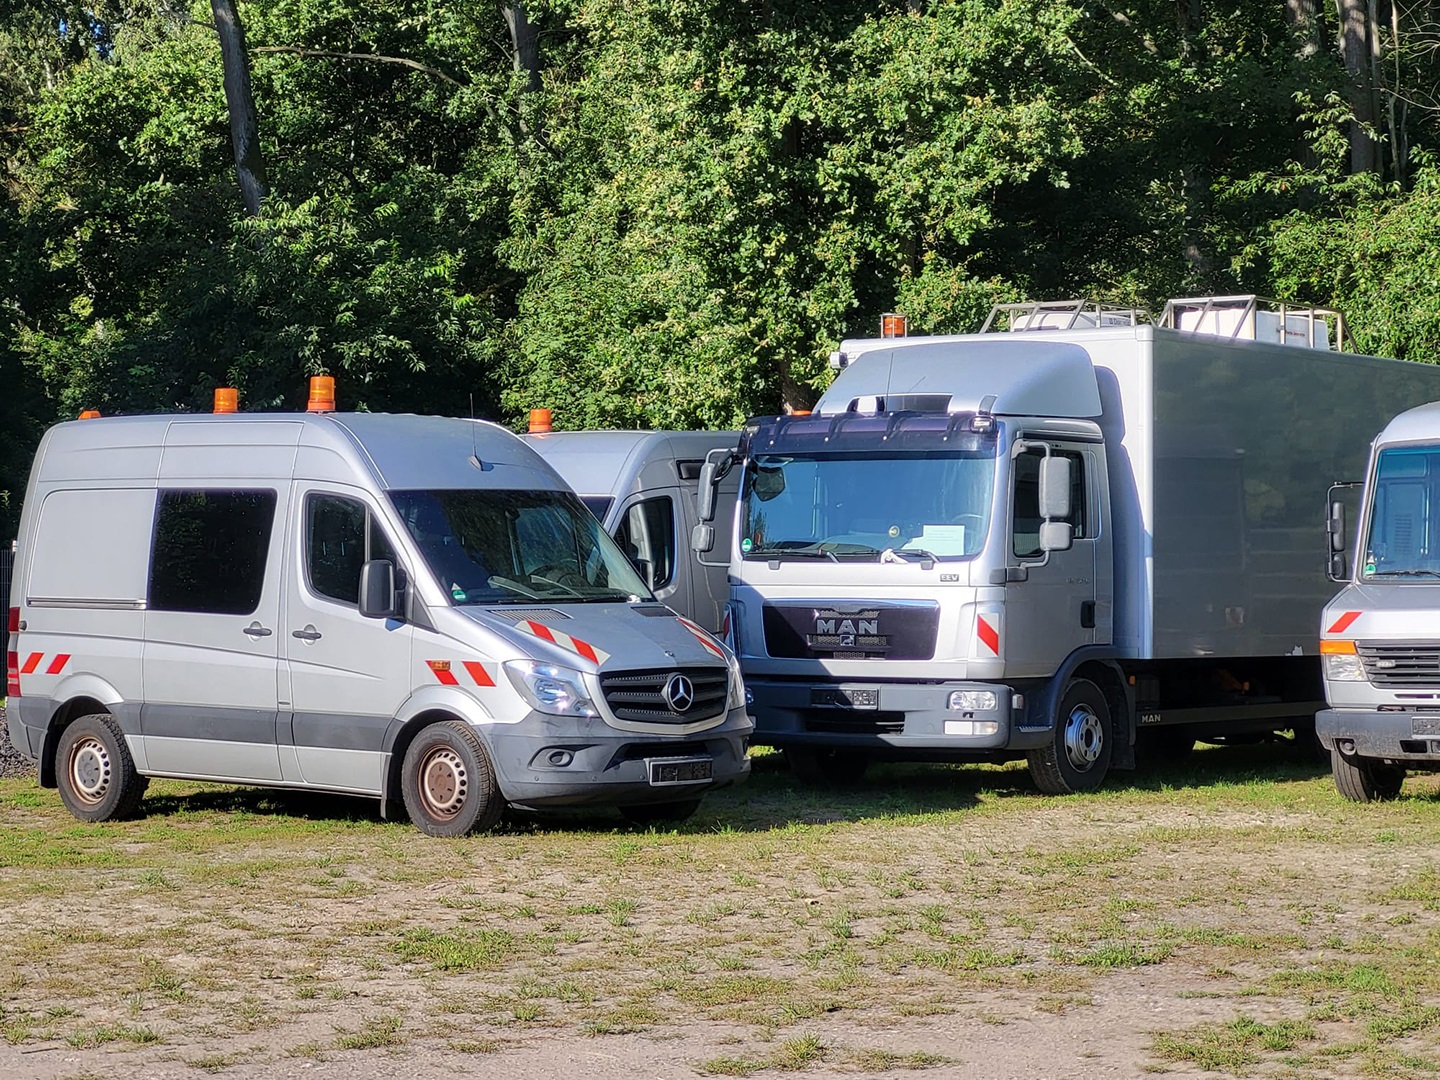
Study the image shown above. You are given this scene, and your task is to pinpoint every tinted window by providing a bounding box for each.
[307,495,401,605]
[1013,450,1087,558]
[614,497,676,590]
[580,496,613,522]
[149,490,277,614]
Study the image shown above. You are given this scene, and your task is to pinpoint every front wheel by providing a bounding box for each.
[1331,748,1404,803]
[401,721,504,837]
[55,713,148,822]
[1028,678,1113,795]
[784,747,869,787]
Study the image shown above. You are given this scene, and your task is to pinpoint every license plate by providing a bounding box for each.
[1413,716,1440,736]
[811,687,879,709]
[648,757,713,786]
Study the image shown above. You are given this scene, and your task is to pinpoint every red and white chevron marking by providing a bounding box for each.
[676,616,727,659]
[19,652,71,676]
[426,659,497,687]
[514,621,611,666]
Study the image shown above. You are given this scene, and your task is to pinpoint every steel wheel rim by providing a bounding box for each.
[418,747,468,818]
[1063,704,1104,771]
[68,735,112,805]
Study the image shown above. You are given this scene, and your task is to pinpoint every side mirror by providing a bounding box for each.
[696,446,735,524]
[691,523,715,555]
[359,559,401,619]
[1327,500,1346,553]
[1328,552,1349,582]
[1039,521,1073,553]
[1039,456,1072,521]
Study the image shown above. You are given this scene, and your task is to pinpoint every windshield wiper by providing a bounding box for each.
[748,547,840,562]
[1368,568,1440,578]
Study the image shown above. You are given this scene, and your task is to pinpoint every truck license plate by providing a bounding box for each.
[648,757,713,786]
[1413,716,1440,736]
[811,687,879,709]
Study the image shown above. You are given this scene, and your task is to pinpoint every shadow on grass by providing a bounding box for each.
[116,739,1406,837]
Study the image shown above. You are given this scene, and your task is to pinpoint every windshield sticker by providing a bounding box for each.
[904,524,967,557]
[741,537,753,553]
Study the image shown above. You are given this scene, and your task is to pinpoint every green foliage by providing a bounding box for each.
[0,0,1437,532]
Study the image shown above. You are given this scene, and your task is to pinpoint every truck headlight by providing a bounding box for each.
[1323,654,1366,681]
[503,661,599,717]
[949,690,997,711]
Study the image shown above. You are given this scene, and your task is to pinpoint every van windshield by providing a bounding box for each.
[389,490,652,604]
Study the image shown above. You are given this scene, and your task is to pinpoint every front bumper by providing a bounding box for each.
[747,679,1046,756]
[484,706,753,807]
[1316,708,1440,762]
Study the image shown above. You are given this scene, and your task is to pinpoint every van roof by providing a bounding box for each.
[524,430,737,496]
[34,412,564,491]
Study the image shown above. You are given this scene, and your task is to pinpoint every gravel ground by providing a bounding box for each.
[0,703,35,778]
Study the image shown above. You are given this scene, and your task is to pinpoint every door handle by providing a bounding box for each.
[292,626,323,642]
[1080,601,1097,629]
[242,623,273,638]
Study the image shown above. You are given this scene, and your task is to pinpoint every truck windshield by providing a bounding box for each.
[1362,447,1440,580]
[740,451,995,560]
[389,489,652,604]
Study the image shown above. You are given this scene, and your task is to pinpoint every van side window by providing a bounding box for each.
[149,490,277,614]
[614,497,675,590]
[307,494,399,606]
[1012,449,1086,558]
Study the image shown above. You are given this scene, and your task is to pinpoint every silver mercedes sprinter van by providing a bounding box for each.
[6,407,750,835]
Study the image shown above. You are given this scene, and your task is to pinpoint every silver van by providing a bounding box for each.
[5,408,751,834]
[523,429,740,632]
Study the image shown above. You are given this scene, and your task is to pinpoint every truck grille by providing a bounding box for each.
[599,668,728,724]
[762,603,939,660]
[1358,642,1440,687]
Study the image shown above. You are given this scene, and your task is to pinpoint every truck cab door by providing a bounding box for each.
[613,492,686,614]
[1001,445,1098,677]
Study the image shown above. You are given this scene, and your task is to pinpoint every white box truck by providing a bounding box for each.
[6,390,751,833]
[692,298,1440,792]
[1319,401,1440,799]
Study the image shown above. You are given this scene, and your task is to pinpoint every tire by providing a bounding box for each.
[400,721,504,837]
[1028,678,1113,795]
[619,799,702,826]
[55,713,148,823]
[1330,748,1405,803]
[784,747,869,787]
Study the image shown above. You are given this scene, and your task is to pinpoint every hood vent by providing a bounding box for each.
[488,608,572,623]
[632,604,677,618]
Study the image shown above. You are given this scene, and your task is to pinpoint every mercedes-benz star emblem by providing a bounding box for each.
[663,673,695,713]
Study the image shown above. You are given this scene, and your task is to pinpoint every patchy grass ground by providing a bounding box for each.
[1,744,1439,1078]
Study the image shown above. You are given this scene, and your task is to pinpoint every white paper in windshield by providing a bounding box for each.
[903,524,967,556]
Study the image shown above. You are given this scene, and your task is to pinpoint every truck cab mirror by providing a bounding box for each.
[359,559,401,619]
[696,447,736,524]
[1327,499,1346,553]
[1328,552,1349,582]
[1039,521,1073,553]
[691,523,715,555]
[1039,456,1072,521]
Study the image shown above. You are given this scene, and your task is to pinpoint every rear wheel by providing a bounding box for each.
[619,799,702,826]
[784,747,869,787]
[1331,749,1405,803]
[1028,679,1113,795]
[401,721,504,837]
[55,713,148,822]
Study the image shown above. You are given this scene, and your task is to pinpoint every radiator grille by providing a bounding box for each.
[1358,642,1440,687]
[600,667,728,724]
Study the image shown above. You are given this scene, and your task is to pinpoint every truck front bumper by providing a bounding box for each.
[747,679,1047,756]
[485,706,753,808]
[1316,708,1440,762]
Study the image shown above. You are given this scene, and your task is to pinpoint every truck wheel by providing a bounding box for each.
[55,713,148,822]
[784,747,869,787]
[1027,679,1113,795]
[1330,748,1404,803]
[401,721,504,837]
[619,799,702,826]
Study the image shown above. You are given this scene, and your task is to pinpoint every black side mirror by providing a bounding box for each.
[1326,496,1349,583]
[359,559,401,619]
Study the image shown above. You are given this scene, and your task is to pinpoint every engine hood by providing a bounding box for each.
[460,603,730,671]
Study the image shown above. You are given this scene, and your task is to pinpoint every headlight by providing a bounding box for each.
[949,690,997,711]
[503,661,599,717]
[727,654,746,710]
[1323,653,1366,682]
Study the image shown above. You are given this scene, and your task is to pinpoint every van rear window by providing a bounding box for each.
[149,490,277,615]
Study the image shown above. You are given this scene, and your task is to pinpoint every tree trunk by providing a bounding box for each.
[212,0,266,215]
[1337,0,1378,174]
[1284,0,1322,57]
[502,3,540,94]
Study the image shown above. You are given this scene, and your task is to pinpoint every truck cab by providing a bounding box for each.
[1319,401,1440,799]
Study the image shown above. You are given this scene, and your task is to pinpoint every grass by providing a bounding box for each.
[0,743,1439,1073]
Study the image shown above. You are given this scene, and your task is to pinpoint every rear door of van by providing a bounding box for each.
[280,483,414,795]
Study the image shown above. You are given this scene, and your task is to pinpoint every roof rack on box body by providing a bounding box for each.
[979,299,1149,334]
[1160,295,1351,352]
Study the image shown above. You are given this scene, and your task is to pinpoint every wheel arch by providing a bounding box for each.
[1027,648,1136,772]
[40,695,117,789]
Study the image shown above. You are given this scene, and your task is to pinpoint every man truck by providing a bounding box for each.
[692,297,1440,792]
